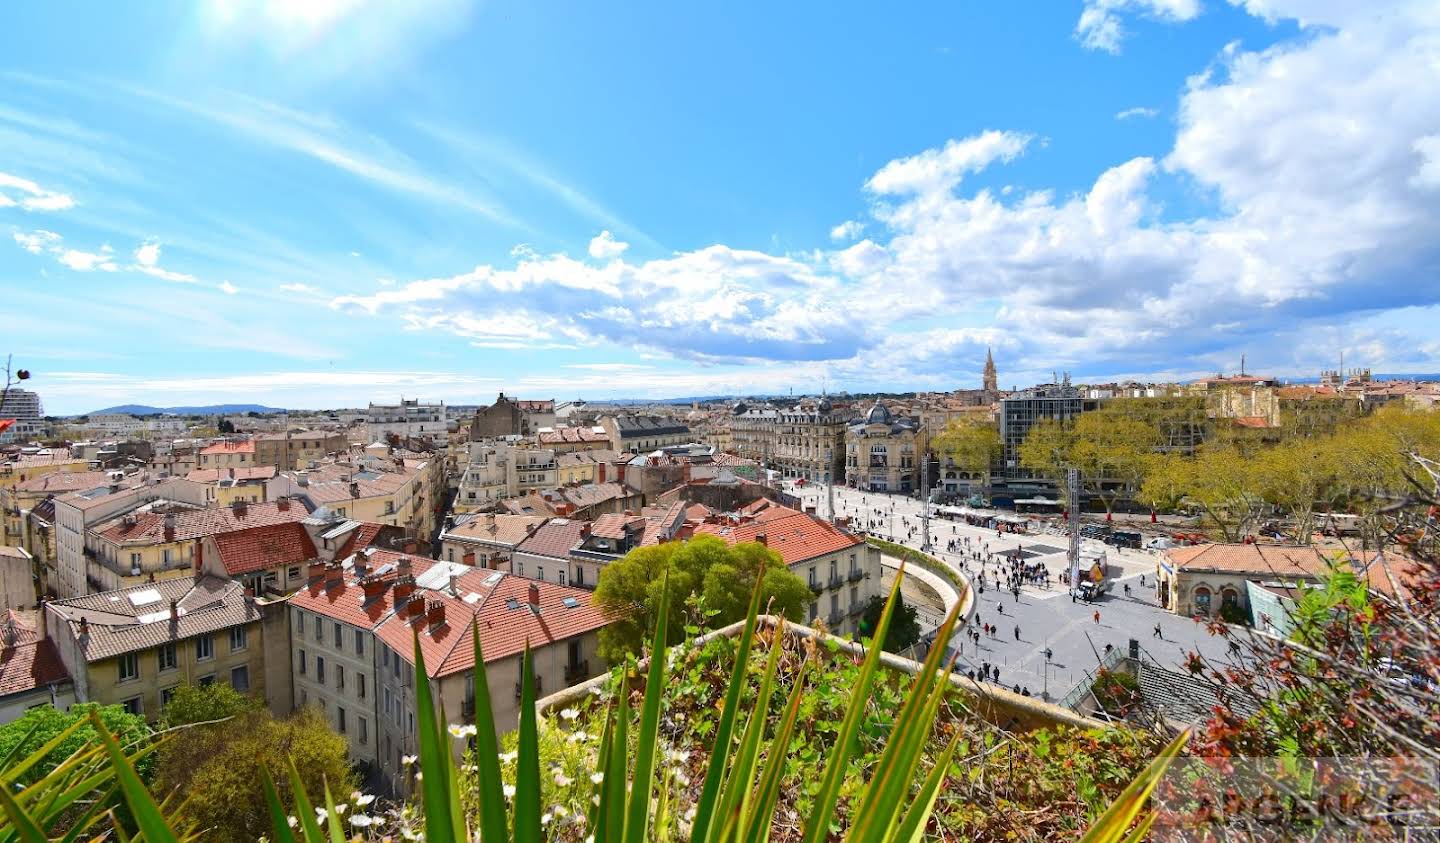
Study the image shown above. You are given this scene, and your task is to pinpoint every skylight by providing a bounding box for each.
[128,588,162,607]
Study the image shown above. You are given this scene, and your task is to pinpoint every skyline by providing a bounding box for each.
[4,0,1440,415]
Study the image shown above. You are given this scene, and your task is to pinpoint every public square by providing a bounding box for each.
[786,481,1238,701]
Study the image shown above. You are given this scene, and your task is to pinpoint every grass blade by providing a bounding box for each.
[800,566,906,843]
[0,780,47,843]
[716,621,785,834]
[88,710,179,843]
[321,780,346,843]
[286,759,325,843]
[1079,729,1190,843]
[260,768,298,843]
[600,664,632,841]
[468,620,507,843]
[624,571,671,843]
[514,644,542,843]
[690,566,769,843]
[886,728,961,843]
[742,658,809,843]
[412,631,458,843]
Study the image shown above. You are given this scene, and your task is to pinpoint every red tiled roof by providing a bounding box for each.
[1166,543,1421,598]
[287,552,431,630]
[0,635,69,698]
[374,569,608,678]
[212,522,318,576]
[185,466,276,483]
[335,522,388,558]
[14,471,115,494]
[443,514,547,548]
[97,499,311,545]
[692,506,862,565]
[514,519,588,560]
[199,440,256,455]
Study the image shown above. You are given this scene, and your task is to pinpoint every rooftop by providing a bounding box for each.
[48,576,257,662]
[96,498,311,545]
[211,521,319,577]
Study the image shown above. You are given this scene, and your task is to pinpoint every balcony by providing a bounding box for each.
[827,573,843,589]
[808,582,824,599]
[514,676,544,701]
[827,611,845,627]
[564,660,590,685]
[869,458,888,468]
[461,697,475,721]
[847,568,864,583]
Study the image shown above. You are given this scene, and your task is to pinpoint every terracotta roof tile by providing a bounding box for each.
[48,576,257,662]
[0,637,69,698]
[212,522,319,576]
[185,466,276,483]
[444,514,548,549]
[97,499,310,545]
[199,440,256,455]
[691,506,861,565]
[514,519,588,560]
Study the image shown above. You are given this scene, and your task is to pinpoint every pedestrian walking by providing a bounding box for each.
[1153,624,1163,639]
[1093,610,1101,625]
[1013,625,1020,641]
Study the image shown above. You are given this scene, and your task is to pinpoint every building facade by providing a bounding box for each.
[844,400,924,493]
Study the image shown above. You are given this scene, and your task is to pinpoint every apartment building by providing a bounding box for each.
[51,477,209,598]
[438,513,546,569]
[0,448,91,492]
[288,553,608,795]
[0,609,73,722]
[85,497,311,594]
[254,430,350,470]
[994,381,1099,503]
[198,520,321,596]
[455,443,564,513]
[267,454,440,538]
[2,470,111,554]
[197,440,257,469]
[185,465,276,505]
[844,400,925,493]
[0,546,34,611]
[366,399,446,443]
[536,425,611,454]
[692,502,881,637]
[468,393,555,440]
[46,575,265,719]
[600,415,693,454]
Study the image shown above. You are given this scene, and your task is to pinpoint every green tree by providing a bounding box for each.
[857,594,921,652]
[931,418,1001,485]
[0,703,153,785]
[154,707,355,843]
[594,534,811,660]
[1177,443,1269,542]
[1016,418,1077,491]
[159,682,262,728]
[1069,410,1161,515]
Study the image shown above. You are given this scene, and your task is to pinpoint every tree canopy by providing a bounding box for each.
[857,594,921,653]
[594,534,812,661]
[932,418,1002,478]
[159,681,262,728]
[154,706,355,843]
[0,703,153,785]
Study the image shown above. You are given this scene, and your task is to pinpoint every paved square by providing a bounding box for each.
[1020,543,1066,555]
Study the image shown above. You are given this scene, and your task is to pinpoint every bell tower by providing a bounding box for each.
[983,347,998,392]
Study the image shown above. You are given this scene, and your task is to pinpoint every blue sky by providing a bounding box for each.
[3,0,1438,414]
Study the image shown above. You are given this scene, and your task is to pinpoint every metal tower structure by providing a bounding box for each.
[920,451,932,552]
[1067,467,1081,593]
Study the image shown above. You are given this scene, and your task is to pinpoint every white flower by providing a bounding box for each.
[287,816,298,829]
[499,750,518,764]
[402,828,421,841]
[542,813,553,825]
[401,754,418,766]
[684,805,697,822]
[349,815,373,827]
[314,808,327,822]
[554,772,574,787]
[415,772,423,782]
[503,784,516,799]
[666,749,690,764]
[334,803,348,815]
[674,771,691,786]
[552,804,569,818]
[560,707,579,721]
[448,723,478,739]
[589,772,604,784]
[352,793,376,807]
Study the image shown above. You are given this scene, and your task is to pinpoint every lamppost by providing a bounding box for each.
[1042,647,1053,699]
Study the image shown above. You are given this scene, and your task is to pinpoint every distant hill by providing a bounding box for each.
[82,404,288,417]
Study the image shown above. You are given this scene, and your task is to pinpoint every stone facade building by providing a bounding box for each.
[468,394,555,440]
[844,400,925,493]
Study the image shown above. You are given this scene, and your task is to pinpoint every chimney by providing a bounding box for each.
[307,561,327,585]
[527,582,540,612]
[350,481,361,498]
[360,577,387,604]
[324,563,343,591]
[406,594,425,624]
[755,533,767,546]
[393,576,415,605]
[426,600,446,633]
[277,498,290,512]
[354,554,368,578]
[462,550,476,567]
[79,617,89,637]
[244,584,256,600]
[163,511,176,541]
[404,541,418,554]
[448,573,460,596]
[232,499,247,516]
[397,556,412,577]
[580,523,591,538]
[169,599,179,622]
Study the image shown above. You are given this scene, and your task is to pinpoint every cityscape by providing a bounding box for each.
[3,2,1439,841]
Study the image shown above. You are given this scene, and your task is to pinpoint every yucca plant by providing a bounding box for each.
[2,564,1189,842]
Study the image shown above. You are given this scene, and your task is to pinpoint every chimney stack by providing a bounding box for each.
[307,561,327,586]
[169,599,179,622]
[79,617,89,636]
[354,554,368,578]
[528,582,541,612]
[755,533,767,546]
[404,541,418,554]
[448,573,459,596]
[324,563,343,591]
[360,577,387,603]
[397,556,412,577]
[462,550,476,567]
[393,576,415,605]
[406,594,425,624]
[244,584,256,600]
[426,600,446,633]
[277,498,290,512]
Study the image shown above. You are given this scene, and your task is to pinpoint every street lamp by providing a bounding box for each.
[1042,647,1053,699]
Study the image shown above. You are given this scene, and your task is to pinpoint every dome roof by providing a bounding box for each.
[816,397,833,413]
[865,399,892,425]
[731,401,749,416]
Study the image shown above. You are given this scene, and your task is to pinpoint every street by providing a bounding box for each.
[786,481,1236,701]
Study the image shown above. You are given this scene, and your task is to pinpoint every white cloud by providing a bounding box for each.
[1116,106,1159,120]
[587,230,629,260]
[135,265,199,283]
[134,241,161,267]
[830,220,864,242]
[1076,0,1202,54]
[57,249,119,272]
[220,280,239,294]
[866,130,1030,197]
[0,171,75,211]
[279,282,323,295]
[1411,135,1440,189]
[12,230,61,254]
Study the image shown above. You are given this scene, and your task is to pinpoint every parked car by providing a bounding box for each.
[1145,536,1174,551]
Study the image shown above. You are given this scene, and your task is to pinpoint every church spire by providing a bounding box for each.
[983,347,998,392]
